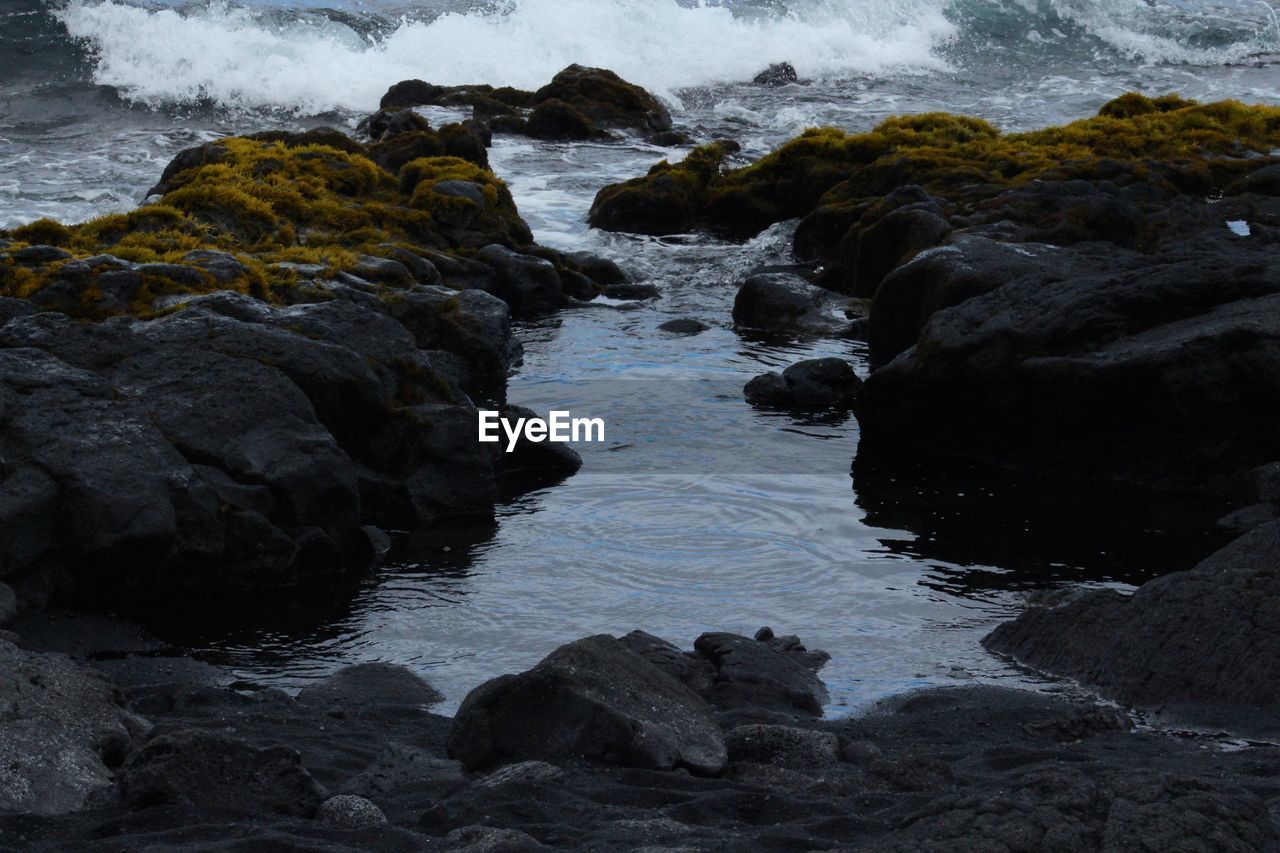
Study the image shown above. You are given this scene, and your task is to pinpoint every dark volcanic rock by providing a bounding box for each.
[724,725,839,768]
[752,62,798,86]
[296,663,443,710]
[732,272,851,336]
[0,639,146,814]
[526,98,610,141]
[693,632,830,715]
[986,520,1280,734]
[532,65,672,135]
[658,318,709,334]
[857,238,1280,492]
[449,635,727,774]
[744,358,861,409]
[117,728,325,816]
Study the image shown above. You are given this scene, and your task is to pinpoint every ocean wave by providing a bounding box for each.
[39,0,1280,115]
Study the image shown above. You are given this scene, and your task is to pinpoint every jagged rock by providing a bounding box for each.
[693,631,830,715]
[0,640,146,814]
[449,635,727,774]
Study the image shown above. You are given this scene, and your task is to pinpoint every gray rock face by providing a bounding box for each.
[744,358,861,409]
[116,728,325,816]
[0,640,147,814]
[857,239,1280,492]
[732,273,850,336]
[448,635,727,775]
[693,632,831,716]
[985,521,1280,734]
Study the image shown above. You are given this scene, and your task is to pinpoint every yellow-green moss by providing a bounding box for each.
[2,136,536,318]
[592,94,1280,238]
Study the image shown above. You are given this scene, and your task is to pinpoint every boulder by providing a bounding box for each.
[116,728,325,816]
[985,521,1280,733]
[693,632,830,715]
[732,273,850,336]
[448,635,727,775]
[752,62,798,86]
[532,65,672,135]
[316,794,387,828]
[744,358,861,409]
[857,238,1280,492]
[296,662,444,710]
[0,640,146,814]
[475,244,565,315]
[526,99,609,141]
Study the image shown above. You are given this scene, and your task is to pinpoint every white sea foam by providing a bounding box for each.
[56,0,956,113]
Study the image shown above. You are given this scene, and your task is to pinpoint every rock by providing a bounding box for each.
[0,639,145,814]
[563,251,629,285]
[744,358,861,409]
[475,244,565,315]
[658,318,709,334]
[0,581,15,626]
[342,743,464,799]
[985,521,1280,734]
[532,65,672,135]
[1023,705,1133,741]
[316,794,387,828]
[857,239,1280,491]
[474,760,565,789]
[116,728,325,816]
[1217,502,1278,531]
[495,404,584,487]
[732,272,849,336]
[604,282,660,300]
[832,186,953,298]
[353,255,416,289]
[752,62,798,86]
[296,662,444,710]
[363,107,433,141]
[12,245,71,264]
[448,634,727,774]
[526,99,609,141]
[693,632,830,715]
[725,725,839,768]
[839,739,882,764]
[445,825,548,852]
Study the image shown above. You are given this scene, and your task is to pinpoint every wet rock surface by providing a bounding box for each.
[986,519,1280,736]
[3,623,1279,851]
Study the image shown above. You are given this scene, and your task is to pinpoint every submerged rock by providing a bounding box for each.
[448,634,727,774]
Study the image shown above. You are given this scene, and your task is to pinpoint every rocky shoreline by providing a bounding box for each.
[4,67,1280,849]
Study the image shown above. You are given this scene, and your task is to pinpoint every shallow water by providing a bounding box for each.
[2,0,1274,712]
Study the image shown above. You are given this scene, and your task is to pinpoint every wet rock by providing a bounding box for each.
[617,630,716,696]
[752,62,798,86]
[833,186,953,298]
[732,272,849,336]
[117,728,325,816]
[296,662,444,710]
[475,244,565,315]
[985,521,1280,734]
[744,358,861,409]
[562,251,629,285]
[353,255,416,288]
[532,65,672,135]
[858,239,1280,491]
[448,634,727,775]
[725,725,839,768]
[0,639,145,814]
[363,107,433,141]
[693,631,830,715]
[316,794,387,828]
[526,98,609,141]
[658,318,709,334]
[1023,705,1134,741]
[604,282,660,300]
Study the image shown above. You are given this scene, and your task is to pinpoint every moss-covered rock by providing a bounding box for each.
[531,65,672,135]
[590,95,1280,242]
[1,134,537,318]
